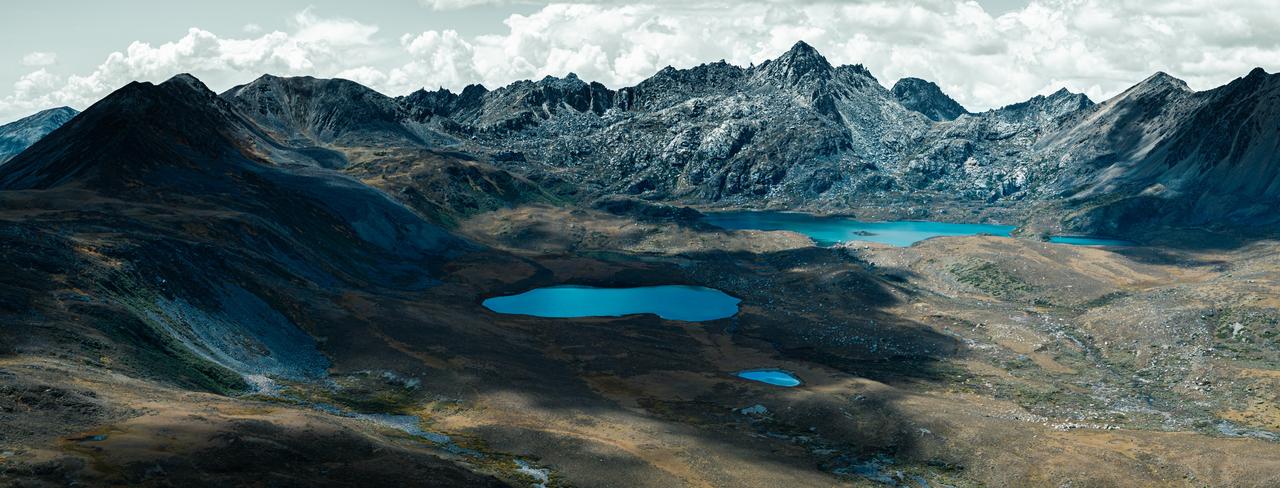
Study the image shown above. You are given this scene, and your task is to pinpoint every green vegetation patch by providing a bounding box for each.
[948,259,1036,300]
[82,302,248,395]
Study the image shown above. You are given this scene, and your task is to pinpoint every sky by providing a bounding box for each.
[2,0,1278,123]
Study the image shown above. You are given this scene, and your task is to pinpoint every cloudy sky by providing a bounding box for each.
[2,0,1277,123]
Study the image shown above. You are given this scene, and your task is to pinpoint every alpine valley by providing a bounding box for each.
[2,41,1279,487]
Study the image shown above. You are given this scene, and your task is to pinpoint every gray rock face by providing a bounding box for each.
[1047,69,1280,232]
[399,41,935,208]
[383,42,1275,234]
[0,106,78,163]
[891,78,968,121]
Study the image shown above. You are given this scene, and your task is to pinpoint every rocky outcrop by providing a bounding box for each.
[891,78,968,121]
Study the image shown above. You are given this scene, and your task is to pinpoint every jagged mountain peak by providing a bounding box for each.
[1141,71,1192,90]
[1227,66,1277,92]
[1100,71,1193,105]
[780,40,827,64]
[756,40,835,85]
[1045,87,1090,102]
[891,77,968,121]
[987,87,1093,126]
[530,72,592,91]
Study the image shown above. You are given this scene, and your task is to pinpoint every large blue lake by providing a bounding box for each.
[482,285,740,322]
[1048,236,1135,247]
[703,211,1016,247]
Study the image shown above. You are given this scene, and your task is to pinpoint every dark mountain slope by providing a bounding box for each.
[0,74,535,486]
[1045,69,1280,233]
[2,74,463,259]
[216,74,561,223]
[0,106,78,163]
[0,74,473,383]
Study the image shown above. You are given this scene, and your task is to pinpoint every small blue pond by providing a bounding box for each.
[703,211,1015,247]
[482,285,740,322]
[736,369,802,387]
[1048,236,1135,247]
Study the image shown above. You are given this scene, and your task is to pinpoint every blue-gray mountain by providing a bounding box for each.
[0,106,78,163]
[6,41,1278,235]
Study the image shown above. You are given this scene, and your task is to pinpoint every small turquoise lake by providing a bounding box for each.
[482,285,740,322]
[737,369,802,387]
[1048,236,1135,246]
[703,211,1015,247]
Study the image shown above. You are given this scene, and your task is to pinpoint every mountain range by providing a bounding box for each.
[2,41,1276,236]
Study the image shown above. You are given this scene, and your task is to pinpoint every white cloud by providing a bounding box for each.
[388,30,482,91]
[419,0,513,10]
[336,66,389,86]
[0,9,382,121]
[242,23,263,34]
[21,52,57,67]
[4,1,1280,123]
[382,0,1280,111]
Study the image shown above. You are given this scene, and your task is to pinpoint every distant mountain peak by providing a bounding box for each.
[1043,87,1094,108]
[757,40,834,85]
[460,84,489,97]
[221,73,418,149]
[39,106,78,118]
[784,40,823,58]
[987,86,1093,126]
[0,106,80,163]
[777,40,831,68]
[1133,71,1192,93]
[1043,87,1089,102]
[891,77,968,121]
[161,73,215,96]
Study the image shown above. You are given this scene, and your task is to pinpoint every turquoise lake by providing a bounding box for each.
[482,285,740,322]
[737,369,802,387]
[703,211,1016,247]
[1048,236,1135,246]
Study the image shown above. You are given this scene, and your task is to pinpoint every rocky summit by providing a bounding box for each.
[891,77,969,122]
[1,38,1279,488]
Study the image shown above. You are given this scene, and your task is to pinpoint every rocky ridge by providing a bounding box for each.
[0,106,78,163]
